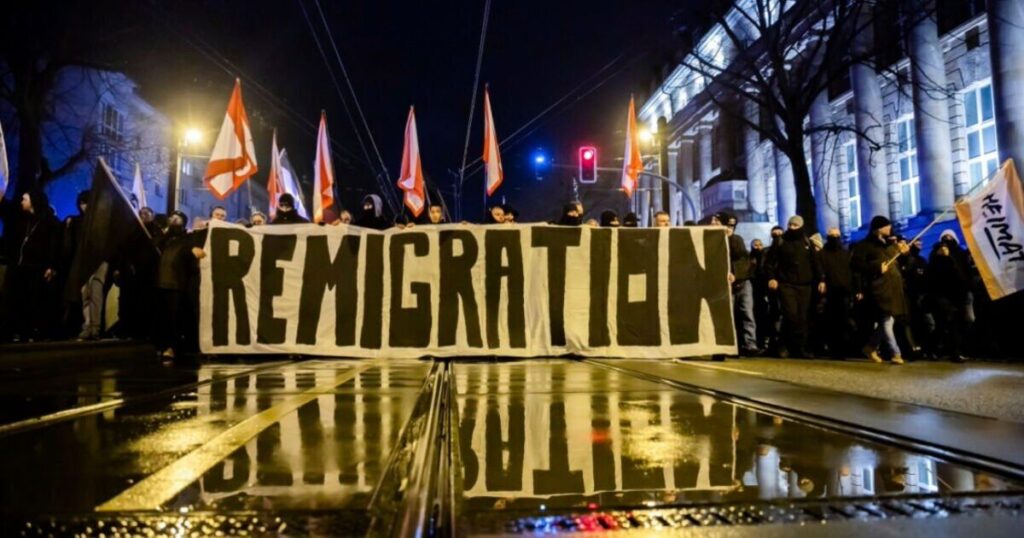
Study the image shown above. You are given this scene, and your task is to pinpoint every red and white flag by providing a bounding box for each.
[313,111,335,223]
[267,129,284,219]
[482,87,503,196]
[621,96,643,198]
[204,79,258,199]
[397,106,426,217]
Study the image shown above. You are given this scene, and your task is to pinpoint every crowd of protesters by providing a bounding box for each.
[0,189,1007,364]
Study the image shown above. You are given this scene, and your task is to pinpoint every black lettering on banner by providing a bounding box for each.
[257,235,297,344]
[485,230,526,348]
[531,227,582,346]
[389,232,432,347]
[360,234,384,349]
[588,229,612,347]
[297,235,361,346]
[439,230,483,347]
[211,227,255,346]
[616,229,661,345]
[668,229,735,345]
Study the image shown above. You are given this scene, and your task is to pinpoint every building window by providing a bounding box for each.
[896,116,920,217]
[101,103,124,142]
[963,82,999,188]
[844,142,861,229]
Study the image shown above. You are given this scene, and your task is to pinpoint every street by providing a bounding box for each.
[1,355,1022,536]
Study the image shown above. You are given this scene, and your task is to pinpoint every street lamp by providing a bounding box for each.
[639,127,653,145]
[183,128,203,147]
[167,126,204,214]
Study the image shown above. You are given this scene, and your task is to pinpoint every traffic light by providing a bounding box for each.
[578,146,597,184]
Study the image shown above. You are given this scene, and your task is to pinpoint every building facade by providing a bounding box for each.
[638,0,1024,241]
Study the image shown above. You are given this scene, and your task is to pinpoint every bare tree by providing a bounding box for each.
[673,0,934,234]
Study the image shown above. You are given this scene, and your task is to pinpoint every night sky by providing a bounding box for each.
[21,0,707,222]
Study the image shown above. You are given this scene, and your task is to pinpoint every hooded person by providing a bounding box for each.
[599,210,620,227]
[355,194,389,229]
[763,215,825,358]
[622,212,639,228]
[501,204,518,223]
[272,193,309,224]
[1,189,61,341]
[927,229,972,362]
[820,228,854,357]
[851,215,909,364]
[555,202,582,226]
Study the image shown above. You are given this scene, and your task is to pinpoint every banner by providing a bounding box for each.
[199,221,737,358]
[956,159,1024,300]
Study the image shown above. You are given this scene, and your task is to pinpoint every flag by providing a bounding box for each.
[131,162,147,210]
[956,159,1024,300]
[267,130,284,219]
[312,111,335,223]
[203,79,258,199]
[66,159,156,302]
[482,87,503,196]
[0,118,8,199]
[397,107,426,217]
[621,96,643,198]
[279,148,309,220]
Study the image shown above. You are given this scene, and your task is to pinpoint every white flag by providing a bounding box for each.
[956,159,1024,300]
[0,119,8,200]
[279,149,309,220]
[131,162,147,210]
[203,79,258,199]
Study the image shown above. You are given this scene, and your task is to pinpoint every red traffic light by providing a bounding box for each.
[579,146,597,184]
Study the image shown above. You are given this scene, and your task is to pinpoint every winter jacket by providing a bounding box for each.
[851,234,907,316]
[820,241,852,292]
[764,229,823,286]
[728,233,752,282]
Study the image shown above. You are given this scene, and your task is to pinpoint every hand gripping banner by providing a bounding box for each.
[199,221,737,358]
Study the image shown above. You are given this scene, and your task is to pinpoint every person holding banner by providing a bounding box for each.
[852,216,909,365]
[270,194,308,224]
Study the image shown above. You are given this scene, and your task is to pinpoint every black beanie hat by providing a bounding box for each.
[278,193,295,207]
[869,215,891,231]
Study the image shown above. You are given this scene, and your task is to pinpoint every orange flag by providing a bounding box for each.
[313,111,335,223]
[267,129,283,219]
[204,79,258,199]
[482,87,503,196]
[397,106,426,217]
[621,96,642,198]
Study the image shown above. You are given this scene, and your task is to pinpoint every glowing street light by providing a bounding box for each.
[183,127,203,147]
[638,127,653,145]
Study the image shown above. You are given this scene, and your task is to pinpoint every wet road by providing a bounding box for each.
[0,357,1022,536]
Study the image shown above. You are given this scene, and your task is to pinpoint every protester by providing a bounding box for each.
[926,231,971,362]
[819,228,854,358]
[486,204,507,224]
[599,210,620,227]
[502,204,518,223]
[852,216,909,364]
[355,195,388,229]
[764,216,825,358]
[721,212,759,355]
[250,211,267,226]
[0,191,60,341]
[427,203,446,224]
[154,211,192,358]
[339,210,353,224]
[555,203,581,226]
[622,212,639,228]
[60,190,90,336]
[653,211,671,228]
[272,194,309,224]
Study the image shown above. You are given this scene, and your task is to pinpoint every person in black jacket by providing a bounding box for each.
[2,190,61,341]
[355,194,389,229]
[819,228,854,357]
[764,216,825,358]
[154,211,193,358]
[720,212,760,355]
[852,215,909,364]
[927,231,971,362]
[271,194,309,224]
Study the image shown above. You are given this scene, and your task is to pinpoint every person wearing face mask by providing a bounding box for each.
[599,210,620,227]
[851,215,909,364]
[154,211,191,358]
[926,230,971,363]
[719,212,759,356]
[355,194,388,229]
[622,212,639,228]
[763,216,825,358]
[819,228,854,358]
[555,203,582,226]
[1,190,60,342]
[271,193,309,224]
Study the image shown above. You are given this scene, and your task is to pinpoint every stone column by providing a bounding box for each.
[667,148,681,223]
[851,21,891,220]
[697,124,714,219]
[908,0,954,216]
[773,147,797,224]
[988,0,1024,165]
[745,103,768,220]
[810,93,840,232]
[678,139,698,222]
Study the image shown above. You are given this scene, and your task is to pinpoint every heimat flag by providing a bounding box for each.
[131,161,147,209]
[313,112,335,223]
[956,159,1024,300]
[204,79,258,199]
[397,106,426,217]
[482,87,503,196]
[267,129,284,219]
[621,96,643,198]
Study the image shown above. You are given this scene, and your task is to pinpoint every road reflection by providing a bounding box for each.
[453,361,1016,513]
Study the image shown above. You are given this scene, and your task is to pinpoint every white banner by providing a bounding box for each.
[199,221,737,358]
[956,159,1024,300]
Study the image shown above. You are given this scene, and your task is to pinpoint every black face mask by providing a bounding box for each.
[826,236,842,248]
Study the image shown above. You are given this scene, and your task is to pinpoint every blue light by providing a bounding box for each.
[534,155,546,164]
